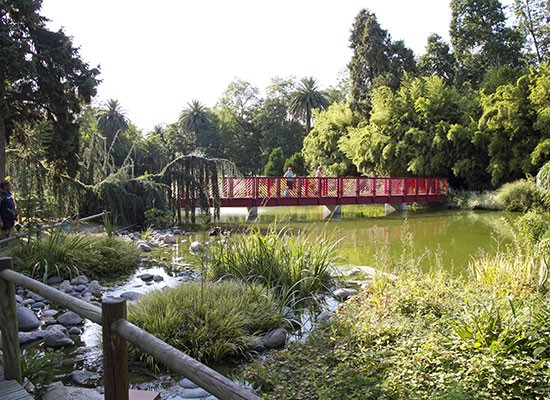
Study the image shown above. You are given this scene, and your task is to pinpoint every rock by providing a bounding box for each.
[47,276,64,285]
[120,291,143,301]
[153,275,164,282]
[18,330,45,345]
[16,307,40,331]
[179,387,212,398]
[41,309,59,318]
[15,294,23,303]
[21,298,35,306]
[179,378,199,389]
[69,370,99,386]
[137,241,152,252]
[57,311,83,326]
[261,328,287,349]
[74,284,87,292]
[71,275,90,285]
[140,273,154,282]
[333,288,358,301]
[317,310,332,321]
[41,382,103,400]
[30,293,46,302]
[189,241,201,252]
[31,302,46,310]
[44,326,74,348]
[58,280,74,293]
[68,326,82,335]
[164,233,176,244]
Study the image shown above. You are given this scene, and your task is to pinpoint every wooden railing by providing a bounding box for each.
[0,257,260,400]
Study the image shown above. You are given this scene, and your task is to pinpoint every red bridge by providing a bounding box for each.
[214,177,448,208]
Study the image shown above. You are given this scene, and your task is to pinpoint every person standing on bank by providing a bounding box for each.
[0,181,17,243]
[315,166,323,178]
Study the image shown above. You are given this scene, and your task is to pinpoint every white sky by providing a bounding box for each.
[40,1,459,133]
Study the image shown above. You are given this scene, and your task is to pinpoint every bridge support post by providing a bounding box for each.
[323,205,341,219]
[247,207,258,220]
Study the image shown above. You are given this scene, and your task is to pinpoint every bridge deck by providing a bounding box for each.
[212,177,448,208]
[0,369,32,400]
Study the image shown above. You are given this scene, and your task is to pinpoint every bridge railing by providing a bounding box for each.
[218,177,448,200]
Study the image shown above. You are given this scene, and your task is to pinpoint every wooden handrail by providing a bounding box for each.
[0,211,109,246]
[0,257,260,400]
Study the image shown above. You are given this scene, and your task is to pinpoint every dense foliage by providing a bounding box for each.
[243,214,550,399]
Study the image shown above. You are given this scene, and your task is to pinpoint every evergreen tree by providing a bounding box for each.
[418,34,456,84]
[0,0,100,178]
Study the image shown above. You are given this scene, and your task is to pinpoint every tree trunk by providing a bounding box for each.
[0,74,6,181]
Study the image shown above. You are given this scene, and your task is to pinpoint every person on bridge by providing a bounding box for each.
[284,167,295,195]
[315,166,323,178]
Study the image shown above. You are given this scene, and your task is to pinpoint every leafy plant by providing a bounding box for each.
[20,349,64,396]
[495,179,538,212]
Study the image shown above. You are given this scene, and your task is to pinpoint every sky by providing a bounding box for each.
[40,1,457,133]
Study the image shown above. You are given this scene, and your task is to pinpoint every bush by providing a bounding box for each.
[128,281,284,365]
[536,161,550,209]
[495,179,538,212]
[9,231,141,281]
[243,269,550,399]
[205,226,337,304]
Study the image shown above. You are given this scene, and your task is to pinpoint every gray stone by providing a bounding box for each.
[16,307,40,331]
[21,298,35,306]
[68,326,82,335]
[71,275,90,285]
[30,293,46,302]
[15,294,23,303]
[140,273,154,282]
[31,301,46,310]
[179,387,212,398]
[261,328,287,349]
[74,284,87,292]
[41,309,59,318]
[153,275,164,282]
[83,280,101,295]
[333,287,358,301]
[69,370,99,386]
[42,382,103,400]
[57,311,83,326]
[120,291,143,301]
[47,276,64,285]
[189,241,201,252]
[45,324,69,335]
[58,280,74,292]
[179,378,199,389]
[44,328,74,348]
[19,330,45,344]
[164,233,176,244]
[137,241,152,252]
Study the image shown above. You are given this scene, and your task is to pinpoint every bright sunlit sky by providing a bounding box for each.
[38,1,511,133]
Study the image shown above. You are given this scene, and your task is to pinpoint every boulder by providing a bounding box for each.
[57,311,83,326]
[16,307,40,332]
[261,328,287,349]
[333,288,358,301]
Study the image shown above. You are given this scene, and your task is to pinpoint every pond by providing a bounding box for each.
[207,205,515,275]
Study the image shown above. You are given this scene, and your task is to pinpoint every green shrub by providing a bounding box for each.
[243,266,550,399]
[495,179,538,212]
[128,281,284,366]
[205,226,337,304]
[536,161,550,208]
[9,231,140,281]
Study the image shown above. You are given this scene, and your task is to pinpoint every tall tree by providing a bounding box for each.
[512,0,550,65]
[97,99,129,146]
[0,0,100,179]
[178,99,209,137]
[348,9,416,116]
[450,0,525,87]
[289,77,329,133]
[418,34,456,84]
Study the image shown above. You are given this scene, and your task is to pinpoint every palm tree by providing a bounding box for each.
[178,99,209,135]
[97,99,129,145]
[289,77,329,133]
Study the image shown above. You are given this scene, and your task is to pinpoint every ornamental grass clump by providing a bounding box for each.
[9,230,141,281]
[205,226,337,304]
[128,281,284,366]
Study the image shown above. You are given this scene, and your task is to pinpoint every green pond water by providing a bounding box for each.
[213,205,516,275]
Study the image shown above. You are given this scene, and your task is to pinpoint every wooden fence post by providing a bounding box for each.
[102,297,129,400]
[0,257,23,384]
